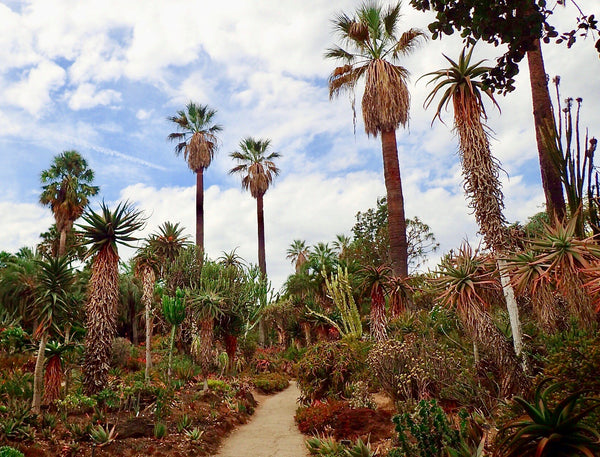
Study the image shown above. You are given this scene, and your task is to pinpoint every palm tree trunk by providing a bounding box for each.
[196,170,205,253]
[167,324,176,384]
[58,229,67,257]
[527,40,566,221]
[381,129,408,277]
[32,332,48,414]
[256,194,267,277]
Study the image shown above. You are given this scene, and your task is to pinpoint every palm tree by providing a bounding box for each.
[40,150,99,257]
[148,221,190,267]
[78,201,145,394]
[286,240,309,273]
[167,103,222,252]
[229,137,281,277]
[133,245,159,382]
[31,255,74,413]
[326,1,426,277]
[332,234,352,260]
[422,46,524,361]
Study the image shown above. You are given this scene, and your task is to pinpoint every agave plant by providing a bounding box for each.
[497,379,600,457]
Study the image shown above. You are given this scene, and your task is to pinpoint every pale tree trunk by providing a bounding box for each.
[199,318,214,391]
[497,259,524,360]
[142,267,156,383]
[32,332,48,414]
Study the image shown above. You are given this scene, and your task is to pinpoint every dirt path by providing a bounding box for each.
[214,381,309,457]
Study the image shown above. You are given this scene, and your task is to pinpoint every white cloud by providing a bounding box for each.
[67,83,121,110]
[3,60,66,114]
[136,109,154,120]
[0,202,53,253]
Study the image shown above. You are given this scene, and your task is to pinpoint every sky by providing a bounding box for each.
[0,0,598,291]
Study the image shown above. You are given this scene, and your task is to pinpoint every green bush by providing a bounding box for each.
[253,373,289,394]
[296,339,371,402]
[0,446,24,457]
[0,326,30,354]
[389,399,462,457]
[541,329,600,395]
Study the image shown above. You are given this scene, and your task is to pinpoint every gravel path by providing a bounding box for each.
[214,381,309,457]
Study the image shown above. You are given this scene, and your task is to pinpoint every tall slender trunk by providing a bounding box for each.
[527,40,566,221]
[498,259,525,366]
[196,170,204,253]
[58,229,67,257]
[142,267,156,383]
[32,332,48,414]
[381,129,408,277]
[130,295,138,346]
[256,194,267,277]
[256,194,267,346]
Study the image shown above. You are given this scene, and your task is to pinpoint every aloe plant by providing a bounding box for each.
[162,288,186,383]
[498,379,600,457]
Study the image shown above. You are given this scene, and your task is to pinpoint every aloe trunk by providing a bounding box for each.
[32,332,48,414]
[167,325,176,383]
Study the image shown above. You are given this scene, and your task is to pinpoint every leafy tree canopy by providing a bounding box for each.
[410,0,599,93]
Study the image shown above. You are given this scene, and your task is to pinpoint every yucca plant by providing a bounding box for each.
[519,217,600,328]
[162,288,186,383]
[133,244,160,383]
[434,244,521,395]
[31,255,74,413]
[497,379,600,457]
[78,201,145,395]
[359,264,392,341]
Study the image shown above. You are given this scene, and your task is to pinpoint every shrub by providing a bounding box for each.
[297,339,371,402]
[347,381,376,410]
[172,356,201,382]
[253,373,289,394]
[295,400,348,435]
[542,329,600,395]
[0,326,30,354]
[207,378,231,393]
[367,334,463,402]
[110,337,133,369]
[389,399,462,457]
[0,447,24,457]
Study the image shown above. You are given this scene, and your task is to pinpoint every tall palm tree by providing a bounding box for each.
[78,201,145,394]
[167,103,222,252]
[229,137,281,277]
[286,239,309,273]
[326,1,426,277]
[422,46,524,361]
[133,245,159,382]
[31,255,74,413]
[40,150,99,257]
